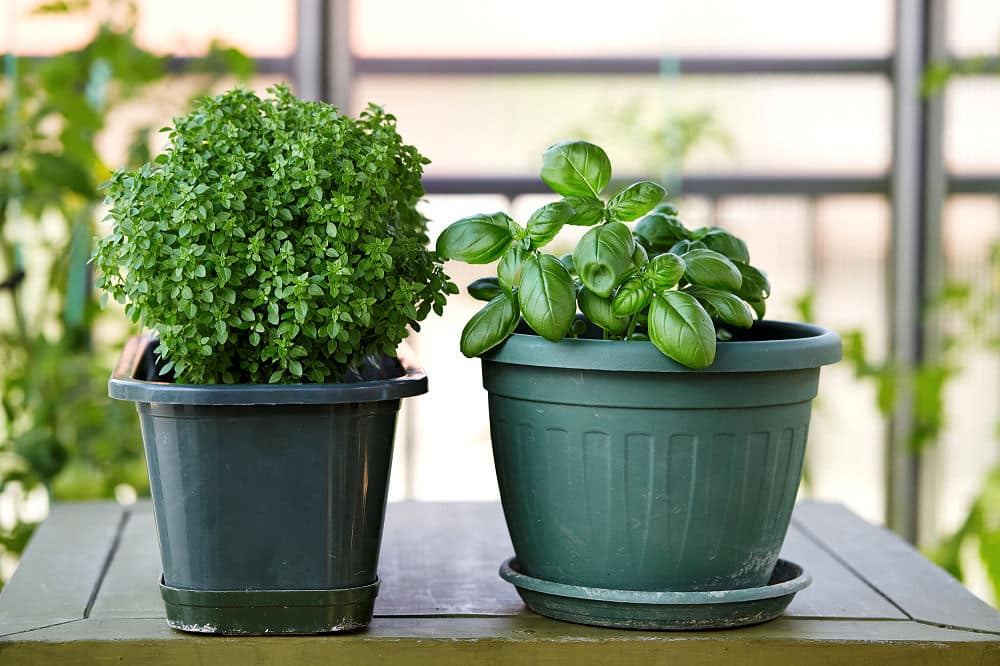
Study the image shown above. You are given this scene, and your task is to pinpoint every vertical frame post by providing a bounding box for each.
[295,0,352,109]
[888,0,947,543]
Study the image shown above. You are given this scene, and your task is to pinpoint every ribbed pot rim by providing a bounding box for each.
[482,320,841,374]
[108,336,427,406]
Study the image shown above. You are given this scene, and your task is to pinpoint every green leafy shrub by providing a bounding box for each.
[94,85,455,384]
[437,141,770,369]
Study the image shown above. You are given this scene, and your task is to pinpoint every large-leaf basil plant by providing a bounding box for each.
[436,141,771,369]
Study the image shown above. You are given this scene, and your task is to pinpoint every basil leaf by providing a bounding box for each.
[682,248,742,291]
[607,181,666,222]
[573,221,634,297]
[559,253,576,275]
[652,201,679,217]
[467,276,502,302]
[525,201,573,248]
[631,242,649,267]
[634,213,690,252]
[519,253,577,341]
[701,228,750,263]
[685,285,754,328]
[669,238,705,255]
[460,292,520,357]
[436,212,513,263]
[647,252,686,289]
[578,287,629,336]
[747,297,767,319]
[736,263,771,301]
[498,245,530,290]
[540,140,612,197]
[563,195,605,226]
[611,276,652,317]
[648,291,717,369]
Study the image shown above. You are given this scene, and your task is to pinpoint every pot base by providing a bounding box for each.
[160,576,379,635]
[499,558,810,631]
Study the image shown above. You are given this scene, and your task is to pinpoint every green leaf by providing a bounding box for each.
[268,370,284,383]
[562,195,605,226]
[634,213,690,252]
[573,222,634,297]
[652,202,678,216]
[701,228,750,263]
[685,286,754,328]
[647,253,686,289]
[526,201,574,248]
[540,141,612,197]
[606,181,666,222]
[519,254,577,341]
[294,300,308,323]
[467,277,503,302]
[648,291,717,369]
[736,263,771,301]
[460,292,520,357]
[498,245,531,290]
[576,287,627,335]
[611,276,652,317]
[631,243,649,267]
[669,239,706,255]
[747,298,767,319]
[559,253,576,275]
[436,212,513,263]
[682,248,742,291]
[288,359,303,377]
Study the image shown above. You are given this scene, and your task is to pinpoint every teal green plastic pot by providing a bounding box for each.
[108,336,426,634]
[481,320,841,593]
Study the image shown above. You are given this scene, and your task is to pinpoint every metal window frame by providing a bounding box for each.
[296,0,990,543]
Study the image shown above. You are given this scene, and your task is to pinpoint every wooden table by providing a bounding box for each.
[1,500,998,664]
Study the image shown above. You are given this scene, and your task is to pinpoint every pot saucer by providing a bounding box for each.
[499,558,810,631]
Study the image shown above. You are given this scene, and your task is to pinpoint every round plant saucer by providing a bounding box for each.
[499,558,810,631]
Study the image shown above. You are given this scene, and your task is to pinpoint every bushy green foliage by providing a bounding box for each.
[94,85,455,384]
[437,141,769,369]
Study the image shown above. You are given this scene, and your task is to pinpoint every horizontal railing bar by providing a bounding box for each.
[423,174,891,198]
[4,55,294,75]
[355,56,891,76]
[949,175,1000,194]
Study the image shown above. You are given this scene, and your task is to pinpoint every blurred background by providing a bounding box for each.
[1,0,998,604]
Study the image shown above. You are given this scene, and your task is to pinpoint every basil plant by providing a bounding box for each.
[436,141,770,369]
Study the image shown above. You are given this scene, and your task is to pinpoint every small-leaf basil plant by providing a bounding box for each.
[437,140,771,369]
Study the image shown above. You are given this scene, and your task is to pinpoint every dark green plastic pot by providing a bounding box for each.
[108,336,426,635]
[481,320,841,594]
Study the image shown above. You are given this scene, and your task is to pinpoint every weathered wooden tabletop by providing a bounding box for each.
[0,500,997,664]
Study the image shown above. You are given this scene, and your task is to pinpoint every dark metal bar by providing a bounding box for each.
[7,54,294,75]
[166,56,293,75]
[355,56,891,77]
[949,175,1000,193]
[423,174,890,198]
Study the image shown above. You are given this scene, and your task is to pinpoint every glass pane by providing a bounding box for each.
[936,196,1000,539]
[353,0,892,57]
[945,78,1000,173]
[948,0,1000,57]
[7,0,296,56]
[354,75,890,177]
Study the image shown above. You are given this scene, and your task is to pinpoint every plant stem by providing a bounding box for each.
[625,314,639,340]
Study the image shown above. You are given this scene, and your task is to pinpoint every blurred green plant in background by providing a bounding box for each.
[822,243,1000,602]
[0,0,253,584]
